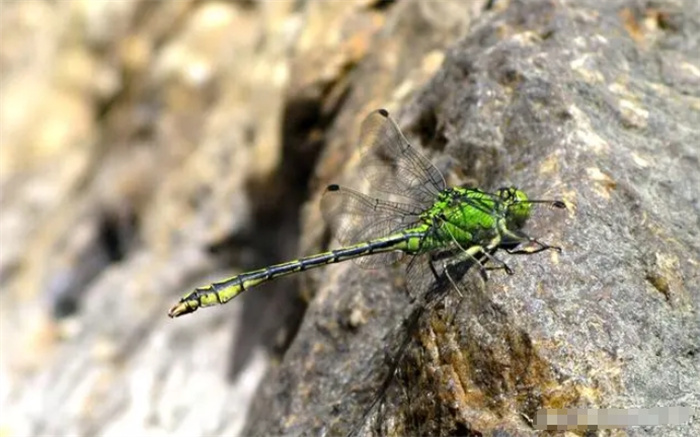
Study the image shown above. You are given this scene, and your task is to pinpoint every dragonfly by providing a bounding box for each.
[168,108,565,318]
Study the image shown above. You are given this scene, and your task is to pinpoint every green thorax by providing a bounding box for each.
[417,187,505,251]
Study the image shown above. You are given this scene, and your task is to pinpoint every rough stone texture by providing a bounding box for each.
[248,0,700,435]
[1,0,698,436]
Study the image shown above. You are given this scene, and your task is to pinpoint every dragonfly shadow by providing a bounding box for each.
[341,256,486,436]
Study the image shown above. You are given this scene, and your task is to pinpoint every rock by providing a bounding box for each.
[247,0,700,435]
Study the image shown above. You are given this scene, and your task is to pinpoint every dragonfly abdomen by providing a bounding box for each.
[168,230,425,317]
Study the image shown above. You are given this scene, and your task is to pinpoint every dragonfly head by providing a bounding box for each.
[497,187,531,229]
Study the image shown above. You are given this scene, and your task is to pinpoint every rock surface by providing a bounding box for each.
[0,0,697,436]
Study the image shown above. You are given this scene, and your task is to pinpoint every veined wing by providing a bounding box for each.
[403,239,465,299]
[358,109,446,207]
[320,184,424,267]
[401,210,494,299]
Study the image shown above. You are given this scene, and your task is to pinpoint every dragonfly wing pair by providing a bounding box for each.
[320,109,456,295]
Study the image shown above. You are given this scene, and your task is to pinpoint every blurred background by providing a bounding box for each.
[2,0,699,436]
[0,0,482,435]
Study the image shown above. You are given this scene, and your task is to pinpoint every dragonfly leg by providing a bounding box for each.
[506,237,561,255]
[466,244,514,276]
[442,263,466,329]
[443,262,464,298]
[428,257,441,281]
[455,245,489,280]
[501,228,561,255]
[479,250,514,275]
[452,244,513,281]
[437,217,511,278]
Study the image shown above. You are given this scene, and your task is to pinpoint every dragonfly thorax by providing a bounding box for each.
[417,186,534,253]
[419,187,504,250]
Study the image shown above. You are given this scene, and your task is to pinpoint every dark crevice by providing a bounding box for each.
[450,422,481,437]
[540,28,556,40]
[99,209,138,262]
[644,271,671,301]
[367,0,396,11]
[231,0,258,10]
[225,94,344,381]
[411,109,448,153]
[52,208,139,319]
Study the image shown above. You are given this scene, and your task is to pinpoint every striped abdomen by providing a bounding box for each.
[168,230,425,317]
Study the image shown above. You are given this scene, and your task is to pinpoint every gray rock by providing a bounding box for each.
[246,0,700,435]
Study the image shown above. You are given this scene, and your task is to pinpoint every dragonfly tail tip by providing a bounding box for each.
[168,302,195,318]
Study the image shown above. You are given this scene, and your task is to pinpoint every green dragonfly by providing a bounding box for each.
[168,109,565,318]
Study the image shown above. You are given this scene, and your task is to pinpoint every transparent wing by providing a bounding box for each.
[358,109,446,206]
[404,244,463,299]
[347,216,406,267]
[402,216,487,300]
[320,184,423,267]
